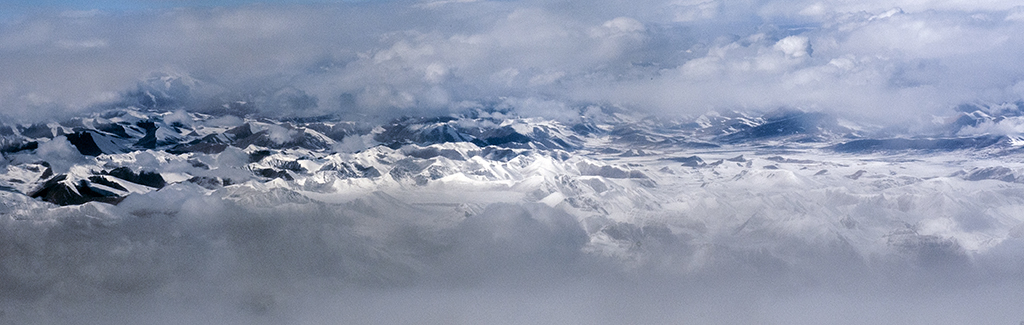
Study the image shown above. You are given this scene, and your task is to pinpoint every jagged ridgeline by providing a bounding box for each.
[4,101,1024,206]
[1,106,588,206]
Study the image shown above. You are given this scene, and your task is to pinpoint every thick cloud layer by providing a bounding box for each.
[3,1,1024,125]
[2,175,1023,324]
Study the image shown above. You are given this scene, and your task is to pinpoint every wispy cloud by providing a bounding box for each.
[1,0,1023,125]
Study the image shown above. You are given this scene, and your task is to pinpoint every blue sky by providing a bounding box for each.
[0,0,371,21]
[2,0,355,10]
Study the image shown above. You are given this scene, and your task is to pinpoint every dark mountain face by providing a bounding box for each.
[29,175,124,206]
[66,132,105,156]
[135,121,159,149]
[715,110,847,143]
[101,167,167,189]
[24,166,167,206]
[0,139,38,154]
[832,136,1006,153]
[373,115,581,151]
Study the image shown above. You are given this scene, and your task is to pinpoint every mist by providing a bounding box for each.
[2,171,1024,324]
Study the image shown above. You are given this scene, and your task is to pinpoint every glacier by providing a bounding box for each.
[1,102,1024,324]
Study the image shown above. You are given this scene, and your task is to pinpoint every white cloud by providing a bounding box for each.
[774,35,811,58]
[24,136,87,173]
[670,0,719,22]
[255,123,298,145]
[55,38,108,49]
[0,0,1021,127]
[799,2,827,17]
[1,164,1022,323]
[1007,6,1024,22]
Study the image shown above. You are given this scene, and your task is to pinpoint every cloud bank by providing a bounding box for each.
[2,0,1024,125]
[4,1,1024,323]
[2,176,1023,324]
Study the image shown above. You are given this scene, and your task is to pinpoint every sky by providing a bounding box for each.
[1,0,354,13]
[2,0,1024,126]
[4,2,1024,323]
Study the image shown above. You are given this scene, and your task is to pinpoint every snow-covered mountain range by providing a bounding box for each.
[5,101,1024,239]
[3,99,1024,323]
[5,101,1024,207]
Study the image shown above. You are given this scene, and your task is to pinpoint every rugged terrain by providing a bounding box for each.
[3,100,1024,324]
